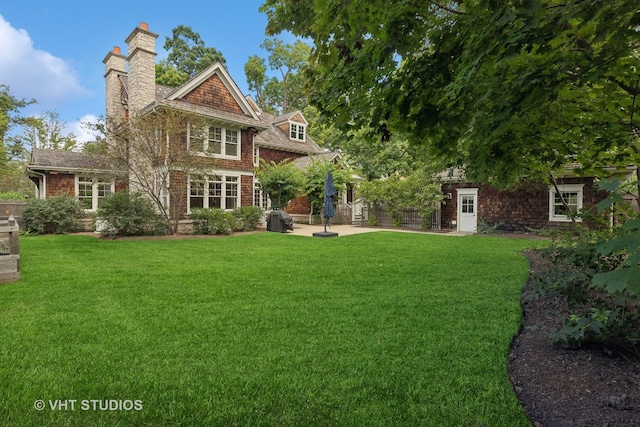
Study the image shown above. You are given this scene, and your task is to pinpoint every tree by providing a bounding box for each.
[6,110,78,161]
[245,55,269,111]
[255,159,303,209]
[261,1,640,186]
[244,38,312,114]
[301,105,345,150]
[0,86,36,196]
[156,25,226,87]
[0,85,34,164]
[302,156,355,214]
[357,169,443,229]
[97,107,213,234]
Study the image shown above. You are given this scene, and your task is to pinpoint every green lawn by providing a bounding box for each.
[1,232,540,426]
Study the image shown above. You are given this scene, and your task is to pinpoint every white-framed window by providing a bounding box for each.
[549,184,584,222]
[290,122,305,141]
[188,124,240,159]
[253,178,270,210]
[188,174,240,212]
[76,176,114,211]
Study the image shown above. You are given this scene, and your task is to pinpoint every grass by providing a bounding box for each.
[0,232,541,426]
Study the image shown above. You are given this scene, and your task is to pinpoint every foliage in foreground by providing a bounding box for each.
[189,206,263,235]
[21,192,84,234]
[532,214,640,355]
[96,191,167,238]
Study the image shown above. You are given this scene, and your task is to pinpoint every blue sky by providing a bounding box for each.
[0,1,291,142]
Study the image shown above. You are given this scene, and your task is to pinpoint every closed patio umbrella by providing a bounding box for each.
[313,170,338,237]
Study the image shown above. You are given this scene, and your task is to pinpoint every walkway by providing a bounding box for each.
[284,223,470,237]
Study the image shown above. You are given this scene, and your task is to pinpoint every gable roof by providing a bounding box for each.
[165,62,260,120]
[28,148,114,174]
[255,111,323,154]
[117,59,322,155]
[273,111,309,125]
[292,152,341,170]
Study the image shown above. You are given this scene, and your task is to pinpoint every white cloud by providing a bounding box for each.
[67,114,101,144]
[0,15,90,108]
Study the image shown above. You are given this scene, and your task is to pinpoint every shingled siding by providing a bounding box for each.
[241,176,253,207]
[440,178,608,231]
[182,74,244,114]
[46,173,76,197]
[287,195,311,215]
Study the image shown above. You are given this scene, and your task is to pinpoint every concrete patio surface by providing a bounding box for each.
[282,223,470,237]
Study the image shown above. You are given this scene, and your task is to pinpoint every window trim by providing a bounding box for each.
[76,175,114,212]
[289,122,306,142]
[188,123,241,160]
[548,184,584,222]
[253,177,271,210]
[188,173,241,214]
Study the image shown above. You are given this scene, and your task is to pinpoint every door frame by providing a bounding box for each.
[456,188,478,233]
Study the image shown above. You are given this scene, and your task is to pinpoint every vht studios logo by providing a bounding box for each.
[34,399,143,411]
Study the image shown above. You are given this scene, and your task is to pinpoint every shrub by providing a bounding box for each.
[232,206,263,231]
[190,208,235,235]
[22,192,84,234]
[532,224,640,355]
[96,191,166,237]
[0,192,29,200]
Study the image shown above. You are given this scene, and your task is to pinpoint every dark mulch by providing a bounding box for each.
[509,250,640,427]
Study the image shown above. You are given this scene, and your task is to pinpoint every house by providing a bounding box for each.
[437,168,620,233]
[28,22,327,231]
[288,151,363,224]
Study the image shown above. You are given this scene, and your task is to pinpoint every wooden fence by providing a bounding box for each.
[0,216,20,284]
[0,200,27,220]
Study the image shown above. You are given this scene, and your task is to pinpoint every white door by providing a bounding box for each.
[457,189,478,232]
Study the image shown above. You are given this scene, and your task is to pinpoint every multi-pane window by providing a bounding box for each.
[189,124,240,159]
[189,175,205,209]
[549,184,583,222]
[253,179,270,210]
[208,175,222,209]
[290,123,305,141]
[207,127,222,154]
[225,130,238,157]
[461,195,475,213]
[77,176,113,211]
[189,174,240,212]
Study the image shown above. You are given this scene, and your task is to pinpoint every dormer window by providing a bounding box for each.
[290,123,305,141]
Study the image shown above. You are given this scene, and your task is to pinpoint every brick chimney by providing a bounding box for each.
[102,46,127,123]
[125,22,158,113]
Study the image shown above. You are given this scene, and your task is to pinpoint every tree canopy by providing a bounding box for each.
[261,0,640,186]
[244,38,312,114]
[156,25,226,87]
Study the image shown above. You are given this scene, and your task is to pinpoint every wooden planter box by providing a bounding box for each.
[0,217,20,284]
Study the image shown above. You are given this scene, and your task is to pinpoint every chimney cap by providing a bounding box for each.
[140,22,149,30]
[113,46,121,54]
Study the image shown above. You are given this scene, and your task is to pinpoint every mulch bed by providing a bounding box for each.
[509,250,640,426]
